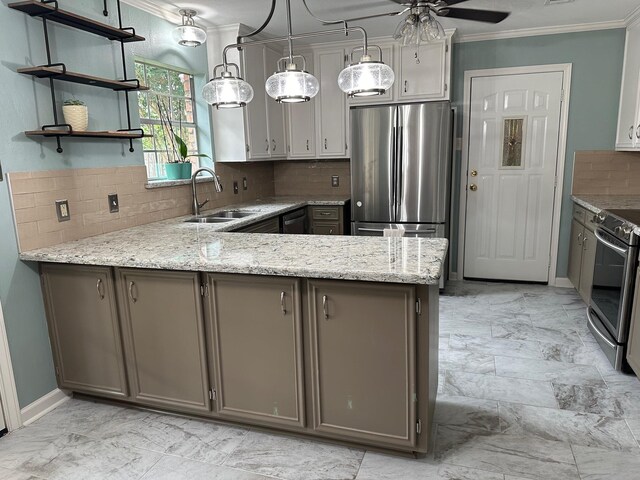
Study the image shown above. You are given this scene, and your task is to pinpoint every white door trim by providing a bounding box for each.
[457,64,572,285]
[0,301,23,431]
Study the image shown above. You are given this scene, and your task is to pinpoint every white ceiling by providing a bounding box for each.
[130,0,640,41]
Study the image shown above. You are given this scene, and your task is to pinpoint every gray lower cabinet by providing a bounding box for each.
[568,204,597,302]
[307,279,417,449]
[40,264,128,399]
[234,217,280,233]
[627,268,640,375]
[309,206,344,235]
[204,274,305,428]
[116,269,211,414]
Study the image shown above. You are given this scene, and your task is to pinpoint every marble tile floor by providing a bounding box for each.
[1,280,639,479]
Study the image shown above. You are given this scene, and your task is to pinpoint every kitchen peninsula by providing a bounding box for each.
[20,204,447,456]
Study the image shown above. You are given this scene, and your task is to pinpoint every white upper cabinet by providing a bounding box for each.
[243,45,271,160]
[286,51,316,159]
[616,20,640,151]
[264,48,287,158]
[397,33,453,101]
[315,48,348,158]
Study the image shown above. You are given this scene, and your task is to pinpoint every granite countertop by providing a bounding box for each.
[572,195,640,215]
[19,197,448,285]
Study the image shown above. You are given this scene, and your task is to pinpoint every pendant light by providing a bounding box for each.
[265,0,319,104]
[266,56,319,103]
[338,46,395,98]
[173,9,207,48]
[202,64,254,109]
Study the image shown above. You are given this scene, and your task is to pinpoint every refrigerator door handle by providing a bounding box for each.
[395,124,404,221]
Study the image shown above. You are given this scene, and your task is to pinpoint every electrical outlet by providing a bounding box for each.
[233,181,239,194]
[55,200,70,222]
[243,177,248,190]
[331,175,340,188]
[108,193,119,213]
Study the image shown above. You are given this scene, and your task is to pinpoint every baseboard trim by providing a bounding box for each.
[553,277,574,288]
[20,388,70,426]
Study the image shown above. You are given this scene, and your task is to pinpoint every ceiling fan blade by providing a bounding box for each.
[436,7,510,23]
[439,0,472,5]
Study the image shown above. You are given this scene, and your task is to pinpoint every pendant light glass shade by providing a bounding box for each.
[338,48,395,98]
[203,66,254,109]
[265,57,319,103]
[173,10,207,47]
[393,9,445,47]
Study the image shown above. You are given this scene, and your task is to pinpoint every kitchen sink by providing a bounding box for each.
[208,210,257,219]
[184,216,234,224]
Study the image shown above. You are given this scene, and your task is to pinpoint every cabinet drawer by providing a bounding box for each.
[310,206,340,221]
[311,221,341,235]
[572,204,587,224]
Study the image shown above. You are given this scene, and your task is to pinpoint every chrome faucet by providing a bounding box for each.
[191,167,223,216]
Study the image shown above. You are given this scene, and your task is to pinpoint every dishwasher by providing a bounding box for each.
[282,208,307,234]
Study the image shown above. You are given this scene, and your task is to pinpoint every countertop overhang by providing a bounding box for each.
[19,197,448,285]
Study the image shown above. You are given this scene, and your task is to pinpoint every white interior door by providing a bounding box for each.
[463,71,563,282]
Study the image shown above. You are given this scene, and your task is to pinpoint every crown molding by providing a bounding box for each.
[455,20,627,43]
[626,5,640,27]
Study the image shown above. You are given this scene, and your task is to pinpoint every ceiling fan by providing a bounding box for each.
[303,0,510,47]
[388,1,510,45]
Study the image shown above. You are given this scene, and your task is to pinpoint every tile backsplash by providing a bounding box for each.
[573,150,640,195]
[274,159,351,197]
[9,163,274,252]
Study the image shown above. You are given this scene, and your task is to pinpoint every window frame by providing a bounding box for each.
[135,59,200,181]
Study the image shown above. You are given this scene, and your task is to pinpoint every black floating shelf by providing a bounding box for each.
[26,129,148,139]
[9,1,145,42]
[18,66,149,91]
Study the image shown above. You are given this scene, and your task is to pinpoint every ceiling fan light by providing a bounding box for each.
[419,11,445,43]
[173,9,207,47]
[202,72,254,109]
[265,64,319,103]
[338,56,395,98]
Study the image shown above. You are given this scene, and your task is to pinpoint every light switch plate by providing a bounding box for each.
[55,200,70,222]
[108,193,119,213]
[331,175,339,187]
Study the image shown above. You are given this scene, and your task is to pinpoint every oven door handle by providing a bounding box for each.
[586,308,617,349]
[594,228,628,256]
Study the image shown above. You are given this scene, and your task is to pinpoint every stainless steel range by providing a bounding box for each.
[588,209,640,370]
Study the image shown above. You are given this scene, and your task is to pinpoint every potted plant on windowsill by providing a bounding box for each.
[157,97,210,180]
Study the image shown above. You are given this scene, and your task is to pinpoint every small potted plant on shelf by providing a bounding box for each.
[157,97,209,180]
[62,98,88,132]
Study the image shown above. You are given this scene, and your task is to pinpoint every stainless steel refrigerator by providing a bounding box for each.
[351,102,452,279]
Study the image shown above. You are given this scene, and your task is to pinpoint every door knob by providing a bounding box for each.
[469,184,478,191]
[470,170,478,177]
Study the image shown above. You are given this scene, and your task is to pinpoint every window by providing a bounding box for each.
[135,61,199,180]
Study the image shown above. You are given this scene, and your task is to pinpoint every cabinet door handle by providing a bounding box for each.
[272,139,276,152]
[630,126,634,140]
[404,80,408,93]
[322,295,328,319]
[280,291,287,315]
[265,139,269,152]
[583,236,588,251]
[96,278,104,300]
[128,281,137,303]
[324,138,328,150]
[577,232,583,246]
[329,229,334,234]
[636,125,640,139]
[306,139,310,151]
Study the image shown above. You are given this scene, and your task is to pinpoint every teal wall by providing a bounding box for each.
[450,29,626,278]
[0,0,211,407]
